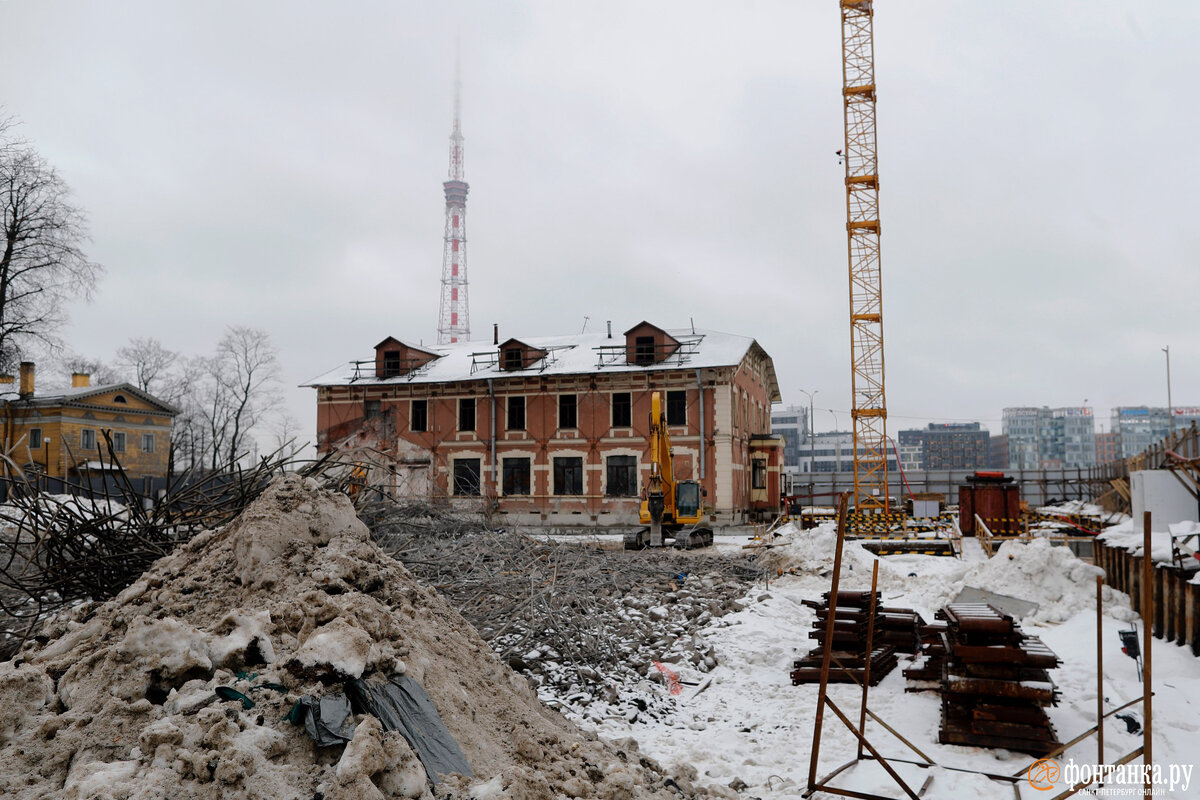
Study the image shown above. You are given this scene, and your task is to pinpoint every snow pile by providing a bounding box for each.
[1098,517,1200,572]
[757,523,1132,625]
[967,537,1134,623]
[0,476,710,800]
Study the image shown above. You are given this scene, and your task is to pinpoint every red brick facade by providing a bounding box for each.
[311,323,782,527]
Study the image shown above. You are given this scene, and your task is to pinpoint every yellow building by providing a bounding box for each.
[1,362,178,490]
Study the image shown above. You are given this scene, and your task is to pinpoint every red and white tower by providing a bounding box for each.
[437,64,470,344]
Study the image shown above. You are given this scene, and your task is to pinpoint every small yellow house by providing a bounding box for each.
[1,362,178,486]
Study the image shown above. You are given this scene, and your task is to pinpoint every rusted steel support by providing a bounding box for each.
[807,492,850,792]
[857,560,880,760]
[1142,511,1152,794]
[1096,574,1104,766]
[822,696,920,800]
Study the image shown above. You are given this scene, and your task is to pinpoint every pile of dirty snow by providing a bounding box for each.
[0,476,712,800]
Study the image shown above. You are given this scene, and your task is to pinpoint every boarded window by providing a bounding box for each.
[612,392,632,427]
[502,457,531,495]
[453,459,481,496]
[553,456,583,495]
[507,397,525,431]
[667,390,687,426]
[458,397,475,432]
[559,394,577,429]
[606,455,638,496]
[411,400,428,432]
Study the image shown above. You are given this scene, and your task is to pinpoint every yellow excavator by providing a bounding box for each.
[624,391,714,550]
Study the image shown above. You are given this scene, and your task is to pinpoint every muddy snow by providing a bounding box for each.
[0,476,711,800]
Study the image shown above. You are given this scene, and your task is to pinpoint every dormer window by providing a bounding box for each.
[623,322,680,366]
[497,338,547,372]
[503,348,525,371]
[373,337,441,379]
[634,336,655,365]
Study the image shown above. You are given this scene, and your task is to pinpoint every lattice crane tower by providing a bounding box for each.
[841,0,889,515]
[437,63,470,344]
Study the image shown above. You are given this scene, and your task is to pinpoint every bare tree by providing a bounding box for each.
[59,353,122,386]
[115,337,179,394]
[196,326,282,471]
[0,121,103,367]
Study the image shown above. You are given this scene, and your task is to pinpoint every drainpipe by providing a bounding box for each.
[487,378,497,490]
[695,369,706,480]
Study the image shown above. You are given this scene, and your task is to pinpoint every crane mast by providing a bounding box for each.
[841,0,889,517]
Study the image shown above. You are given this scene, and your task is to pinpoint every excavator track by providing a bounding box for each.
[673,527,714,549]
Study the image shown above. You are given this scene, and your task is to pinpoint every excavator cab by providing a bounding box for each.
[675,481,702,522]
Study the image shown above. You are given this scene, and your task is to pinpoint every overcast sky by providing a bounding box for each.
[2,1,1196,442]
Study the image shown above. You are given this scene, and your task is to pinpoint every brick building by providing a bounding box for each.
[308,322,783,527]
[1,362,177,488]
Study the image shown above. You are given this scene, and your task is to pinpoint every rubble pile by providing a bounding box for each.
[359,505,760,724]
[0,476,717,800]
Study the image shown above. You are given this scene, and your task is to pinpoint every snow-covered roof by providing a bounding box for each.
[20,382,180,415]
[305,327,781,400]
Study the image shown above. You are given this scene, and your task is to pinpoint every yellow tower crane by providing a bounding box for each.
[840,0,890,519]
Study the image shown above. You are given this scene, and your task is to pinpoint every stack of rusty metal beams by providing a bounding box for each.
[902,618,950,691]
[789,590,923,686]
[935,603,1062,755]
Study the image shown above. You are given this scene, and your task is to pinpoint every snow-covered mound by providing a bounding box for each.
[0,476,706,800]
[760,523,1133,624]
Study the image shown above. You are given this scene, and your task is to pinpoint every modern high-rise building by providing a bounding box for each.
[770,405,809,470]
[1111,406,1200,458]
[1001,407,1096,469]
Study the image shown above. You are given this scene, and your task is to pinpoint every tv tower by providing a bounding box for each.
[437,57,470,344]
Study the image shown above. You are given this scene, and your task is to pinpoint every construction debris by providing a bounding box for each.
[357,498,761,724]
[0,475,719,799]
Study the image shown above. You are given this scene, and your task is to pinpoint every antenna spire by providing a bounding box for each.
[437,45,470,344]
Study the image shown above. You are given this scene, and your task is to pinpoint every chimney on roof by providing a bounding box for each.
[18,362,34,399]
[493,323,499,346]
[606,320,612,339]
[72,372,90,388]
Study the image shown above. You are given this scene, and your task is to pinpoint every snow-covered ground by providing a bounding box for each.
[576,523,1200,799]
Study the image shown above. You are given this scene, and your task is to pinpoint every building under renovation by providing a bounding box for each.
[308,321,783,527]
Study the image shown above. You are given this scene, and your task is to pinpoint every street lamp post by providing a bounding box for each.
[798,389,819,510]
[1163,346,1175,438]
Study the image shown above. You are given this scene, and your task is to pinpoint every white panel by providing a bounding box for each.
[1130,470,1198,531]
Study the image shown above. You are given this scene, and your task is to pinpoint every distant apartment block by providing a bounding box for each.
[897,423,989,471]
[1002,406,1096,469]
[1094,431,1122,465]
[988,434,1010,470]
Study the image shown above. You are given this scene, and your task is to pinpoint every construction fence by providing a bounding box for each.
[1094,537,1200,657]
